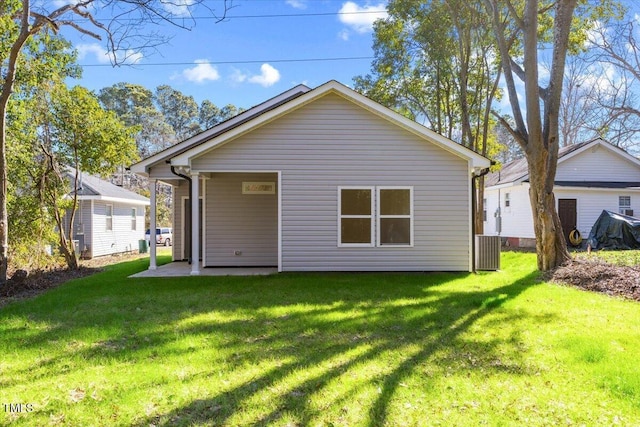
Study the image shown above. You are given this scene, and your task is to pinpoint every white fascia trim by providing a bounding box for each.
[77,195,150,206]
[171,81,491,169]
[329,87,491,169]
[130,84,312,174]
[555,186,640,192]
[485,182,523,191]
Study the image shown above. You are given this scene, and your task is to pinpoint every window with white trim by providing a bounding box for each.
[106,204,113,231]
[339,187,374,246]
[131,208,137,231]
[338,186,413,247]
[619,196,633,216]
[505,193,511,208]
[378,187,413,246]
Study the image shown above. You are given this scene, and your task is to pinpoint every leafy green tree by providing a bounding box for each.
[199,101,242,129]
[355,0,502,233]
[155,85,201,141]
[0,0,232,283]
[99,83,176,157]
[36,85,138,269]
[4,32,81,271]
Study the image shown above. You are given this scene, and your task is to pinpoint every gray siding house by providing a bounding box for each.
[65,171,150,258]
[130,81,490,273]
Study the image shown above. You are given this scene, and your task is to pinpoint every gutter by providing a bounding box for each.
[169,164,193,264]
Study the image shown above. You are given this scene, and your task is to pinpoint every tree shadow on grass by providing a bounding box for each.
[0,261,544,426]
[133,271,542,426]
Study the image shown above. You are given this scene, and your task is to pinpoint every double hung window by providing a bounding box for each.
[620,196,633,216]
[106,204,113,231]
[131,208,137,231]
[339,188,374,246]
[339,187,413,247]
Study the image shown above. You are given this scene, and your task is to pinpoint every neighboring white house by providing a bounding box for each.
[64,170,150,258]
[483,138,640,247]
[131,80,491,273]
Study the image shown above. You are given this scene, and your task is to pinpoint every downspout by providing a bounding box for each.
[471,163,493,273]
[169,163,193,264]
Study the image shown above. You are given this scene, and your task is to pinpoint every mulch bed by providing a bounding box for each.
[2,253,639,308]
[550,259,640,301]
[0,252,145,308]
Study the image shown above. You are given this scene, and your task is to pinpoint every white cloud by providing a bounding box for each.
[582,62,617,92]
[286,0,307,9]
[338,1,388,34]
[76,43,142,65]
[338,29,350,41]
[51,0,85,6]
[163,0,196,17]
[230,68,248,83]
[181,60,221,83]
[77,43,111,64]
[248,64,281,87]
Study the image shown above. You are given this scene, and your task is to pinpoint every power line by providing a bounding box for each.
[80,55,374,67]
[73,9,387,24]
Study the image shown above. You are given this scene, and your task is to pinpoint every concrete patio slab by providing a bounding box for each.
[129,262,277,278]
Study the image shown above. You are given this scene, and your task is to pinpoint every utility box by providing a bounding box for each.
[139,239,148,254]
[476,235,501,271]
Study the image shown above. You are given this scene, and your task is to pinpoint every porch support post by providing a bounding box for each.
[190,172,200,275]
[149,178,157,270]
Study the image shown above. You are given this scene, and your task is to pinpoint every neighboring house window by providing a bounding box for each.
[131,208,137,231]
[505,193,511,208]
[106,204,113,231]
[339,187,374,246]
[338,186,414,247]
[619,196,633,216]
[483,198,487,222]
[377,187,413,246]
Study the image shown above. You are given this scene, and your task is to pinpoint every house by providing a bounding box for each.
[64,170,150,258]
[130,80,490,273]
[483,138,640,247]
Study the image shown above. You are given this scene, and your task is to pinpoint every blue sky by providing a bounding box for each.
[60,0,388,110]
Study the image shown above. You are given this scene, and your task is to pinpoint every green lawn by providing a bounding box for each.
[1,252,640,426]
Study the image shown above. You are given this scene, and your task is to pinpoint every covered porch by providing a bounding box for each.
[146,169,280,275]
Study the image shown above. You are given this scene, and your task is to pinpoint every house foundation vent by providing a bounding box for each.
[476,235,501,271]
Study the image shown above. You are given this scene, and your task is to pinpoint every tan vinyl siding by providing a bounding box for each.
[190,93,471,271]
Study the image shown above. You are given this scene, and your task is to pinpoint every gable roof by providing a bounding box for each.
[131,80,490,174]
[130,84,312,175]
[67,168,150,205]
[485,138,640,187]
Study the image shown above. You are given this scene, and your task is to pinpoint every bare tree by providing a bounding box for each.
[0,0,233,284]
[558,57,602,147]
[582,18,640,152]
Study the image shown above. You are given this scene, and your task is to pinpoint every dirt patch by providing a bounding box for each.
[0,252,147,308]
[550,259,640,301]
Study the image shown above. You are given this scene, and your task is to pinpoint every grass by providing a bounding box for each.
[1,252,640,426]
[577,248,640,266]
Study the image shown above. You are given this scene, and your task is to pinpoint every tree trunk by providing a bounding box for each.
[527,151,570,270]
[0,108,9,284]
[54,209,79,270]
[59,237,79,270]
